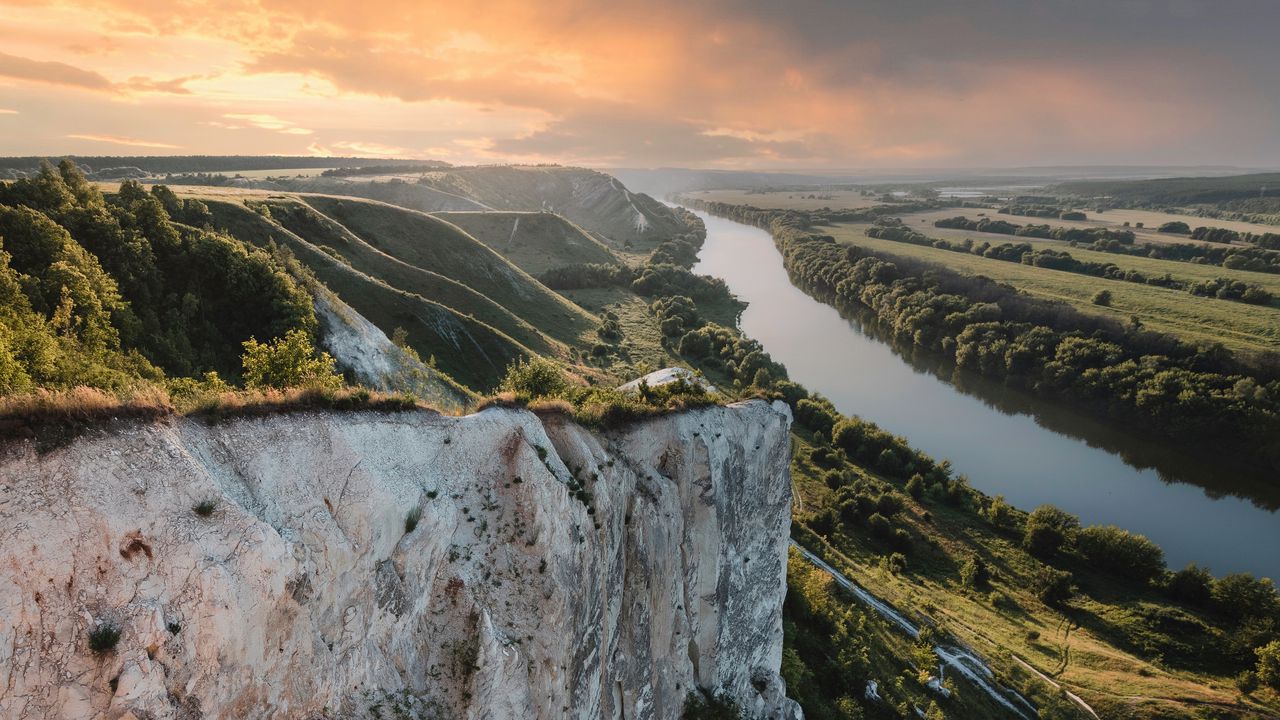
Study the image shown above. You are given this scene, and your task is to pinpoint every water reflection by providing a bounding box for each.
[689,208,1279,579]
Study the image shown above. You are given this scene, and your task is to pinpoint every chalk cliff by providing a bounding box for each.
[0,400,798,720]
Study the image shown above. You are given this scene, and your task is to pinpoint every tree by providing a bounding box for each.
[1157,221,1191,234]
[1076,525,1165,584]
[1033,565,1074,607]
[1023,505,1078,558]
[960,555,990,589]
[241,329,342,390]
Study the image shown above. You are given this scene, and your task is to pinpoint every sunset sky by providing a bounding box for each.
[1,0,1278,168]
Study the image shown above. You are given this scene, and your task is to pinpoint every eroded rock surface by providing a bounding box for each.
[0,400,798,720]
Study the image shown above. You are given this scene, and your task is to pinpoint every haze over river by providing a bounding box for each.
[689,208,1279,580]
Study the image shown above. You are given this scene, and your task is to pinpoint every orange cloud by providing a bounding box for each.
[66,133,181,148]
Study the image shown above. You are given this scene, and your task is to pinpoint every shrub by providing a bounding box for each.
[1076,525,1165,583]
[1213,573,1280,620]
[883,551,908,574]
[88,622,122,654]
[682,690,742,719]
[905,473,925,499]
[1033,566,1074,607]
[1257,640,1280,690]
[867,512,892,540]
[1091,289,1113,307]
[960,555,990,589]
[405,506,422,533]
[1167,564,1214,607]
[499,357,567,399]
[192,499,218,517]
[241,329,342,391]
[1022,505,1078,558]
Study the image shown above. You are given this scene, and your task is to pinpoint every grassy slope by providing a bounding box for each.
[434,211,620,276]
[302,196,599,349]
[828,223,1280,356]
[261,199,567,357]
[205,200,532,391]
[789,435,1279,720]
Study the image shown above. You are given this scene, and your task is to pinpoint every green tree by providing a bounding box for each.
[499,356,566,398]
[1257,640,1280,690]
[240,329,341,390]
[1022,505,1079,558]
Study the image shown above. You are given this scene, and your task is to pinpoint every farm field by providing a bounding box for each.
[828,223,1280,356]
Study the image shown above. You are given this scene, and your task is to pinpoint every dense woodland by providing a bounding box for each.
[0,161,317,393]
[685,199,1280,473]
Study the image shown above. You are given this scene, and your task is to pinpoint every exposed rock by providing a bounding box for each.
[618,367,717,395]
[0,400,798,720]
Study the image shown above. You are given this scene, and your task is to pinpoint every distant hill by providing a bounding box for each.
[414,166,690,250]
[0,155,441,175]
[434,211,621,276]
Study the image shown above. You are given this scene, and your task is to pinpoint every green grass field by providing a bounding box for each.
[828,223,1280,357]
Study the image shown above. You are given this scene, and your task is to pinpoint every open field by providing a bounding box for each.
[683,188,887,210]
[828,223,1280,356]
[890,208,1270,248]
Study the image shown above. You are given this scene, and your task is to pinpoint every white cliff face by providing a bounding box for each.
[0,400,799,720]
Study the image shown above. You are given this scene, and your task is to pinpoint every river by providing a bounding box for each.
[689,208,1280,580]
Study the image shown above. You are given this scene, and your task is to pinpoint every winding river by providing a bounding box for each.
[689,209,1280,580]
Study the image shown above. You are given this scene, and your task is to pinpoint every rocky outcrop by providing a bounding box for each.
[0,401,798,720]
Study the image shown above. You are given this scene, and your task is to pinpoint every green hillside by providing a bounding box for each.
[434,211,621,275]
[204,199,536,391]
[300,196,599,347]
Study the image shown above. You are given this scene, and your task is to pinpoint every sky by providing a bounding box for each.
[0,0,1278,169]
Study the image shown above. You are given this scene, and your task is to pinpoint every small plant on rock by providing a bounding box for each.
[192,499,218,517]
[88,621,122,654]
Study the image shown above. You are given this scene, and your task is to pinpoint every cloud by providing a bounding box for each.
[222,113,312,135]
[307,140,411,157]
[0,109,17,115]
[66,133,181,148]
[0,51,113,90]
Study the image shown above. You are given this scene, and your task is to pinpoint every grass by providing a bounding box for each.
[303,195,600,346]
[192,499,218,517]
[559,287,684,380]
[828,223,1280,356]
[435,211,620,276]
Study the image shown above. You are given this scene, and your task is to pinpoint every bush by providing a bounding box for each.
[1158,221,1192,234]
[683,690,742,720]
[1033,566,1074,607]
[883,551,908,574]
[960,555,991,589]
[192,499,218,517]
[1213,573,1280,620]
[1167,564,1214,607]
[499,357,567,399]
[241,329,342,391]
[1076,525,1165,583]
[1091,289,1112,306]
[405,506,422,533]
[88,622,122,654]
[1257,640,1280,690]
[1022,505,1078,558]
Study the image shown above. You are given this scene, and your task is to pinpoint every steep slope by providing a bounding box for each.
[313,287,476,410]
[302,196,598,347]
[253,197,571,356]
[415,166,690,250]
[260,176,489,212]
[435,211,621,276]
[0,400,798,720]
[205,200,532,390]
